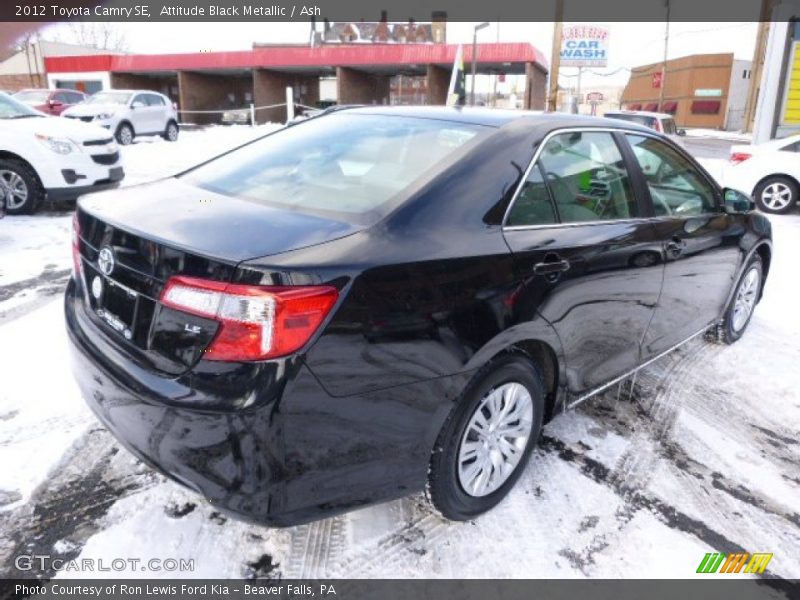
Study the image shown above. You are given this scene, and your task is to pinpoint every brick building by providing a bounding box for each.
[621,53,752,130]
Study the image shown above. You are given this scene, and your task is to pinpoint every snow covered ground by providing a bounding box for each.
[0,127,798,581]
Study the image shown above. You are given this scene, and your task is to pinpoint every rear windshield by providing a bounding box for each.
[182,113,488,222]
[606,113,658,130]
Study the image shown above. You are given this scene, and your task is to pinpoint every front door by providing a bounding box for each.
[503,130,663,395]
[623,133,743,357]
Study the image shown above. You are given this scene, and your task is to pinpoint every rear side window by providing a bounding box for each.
[183,114,487,222]
[536,131,638,223]
[146,94,165,106]
[506,163,557,226]
[661,118,677,135]
[626,134,717,216]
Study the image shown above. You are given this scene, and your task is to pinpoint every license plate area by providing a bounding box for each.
[85,265,139,340]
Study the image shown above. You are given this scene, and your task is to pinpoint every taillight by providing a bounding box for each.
[71,212,82,277]
[730,152,752,165]
[160,276,338,361]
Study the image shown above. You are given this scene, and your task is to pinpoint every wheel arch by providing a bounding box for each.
[465,325,566,424]
[752,172,800,197]
[116,119,135,134]
[0,150,44,188]
[754,242,772,300]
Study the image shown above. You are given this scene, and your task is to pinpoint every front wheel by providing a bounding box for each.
[428,354,544,521]
[719,256,763,344]
[0,159,44,215]
[115,123,134,146]
[754,176,798,214]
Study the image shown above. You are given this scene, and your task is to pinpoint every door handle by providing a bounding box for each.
[533,258,571,275]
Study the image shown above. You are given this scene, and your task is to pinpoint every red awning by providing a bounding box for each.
[644,102,659,111]
[691,100,721,114]
[628,103,642,110]
[661,101,678,113]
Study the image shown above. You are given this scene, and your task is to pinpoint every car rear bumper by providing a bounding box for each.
[65,277,460,525]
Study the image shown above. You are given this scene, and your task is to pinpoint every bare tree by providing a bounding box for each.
[63,23,129,51]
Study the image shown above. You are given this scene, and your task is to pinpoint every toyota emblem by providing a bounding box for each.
[98,246,115,276]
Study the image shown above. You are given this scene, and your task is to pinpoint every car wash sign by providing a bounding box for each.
[560,24,609,67]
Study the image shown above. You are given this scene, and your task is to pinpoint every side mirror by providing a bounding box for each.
[723,188,754,213]
[677,128,686,136]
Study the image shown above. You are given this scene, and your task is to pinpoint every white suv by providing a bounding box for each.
[62,89,179,146]
[0,92,124,215]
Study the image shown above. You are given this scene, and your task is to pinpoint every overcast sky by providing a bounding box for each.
[42,21,758,93]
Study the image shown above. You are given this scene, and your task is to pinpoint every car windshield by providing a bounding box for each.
[0,93,43,119]
[86,92,132,105]
[13,90,50,103]
[182,113,489,222]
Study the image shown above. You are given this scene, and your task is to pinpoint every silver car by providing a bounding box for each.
[62,90,179,145]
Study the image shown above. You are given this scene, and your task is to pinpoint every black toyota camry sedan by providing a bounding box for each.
[66,107,772,525]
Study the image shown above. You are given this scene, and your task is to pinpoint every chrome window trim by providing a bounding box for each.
[500,126,722,230]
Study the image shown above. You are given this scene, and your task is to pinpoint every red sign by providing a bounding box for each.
[587,91,604,102]
[652,71,663,88]
[498,72,506,82]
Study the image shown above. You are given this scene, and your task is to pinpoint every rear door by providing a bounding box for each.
[503,129,664,395]
[145,93,169,132]
[622,133,743,358]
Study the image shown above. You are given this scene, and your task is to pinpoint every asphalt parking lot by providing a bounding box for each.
[0,126,798,581]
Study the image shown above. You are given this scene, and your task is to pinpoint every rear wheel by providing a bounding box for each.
[719,256,762,344]
[428,354,544,521]
[163,120,179,142]
[0,159,43,215]
[754,176,798,214]
[115,123,134,146]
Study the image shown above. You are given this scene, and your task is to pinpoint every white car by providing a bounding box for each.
[62,89,179,146]
[604,110,687,147]
[0,92,124,215]
[725,134,800,214]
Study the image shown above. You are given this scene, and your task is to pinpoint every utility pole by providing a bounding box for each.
[658,0,671,110]
[744,0,777,132]
[547,0,564,112]
[470,22,490,106]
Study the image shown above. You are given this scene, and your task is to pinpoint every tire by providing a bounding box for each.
[719,256,763,344]
[163,120,179,142]
[115,122,134,146]
[428,354,545,521]
[753,176,798,214]
[0,158,44,215]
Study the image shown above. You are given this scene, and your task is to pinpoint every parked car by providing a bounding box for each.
[604,110,686,146]
[725,134,800,214]
[62,89,179,145]
[66,107,771,526]
[13,88,86,116]
[221,108,251,125]
[0,92,123,215]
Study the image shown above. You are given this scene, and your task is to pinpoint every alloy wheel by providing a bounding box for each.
[167,123,178,141]
[761,182,793,211]
[732,267,760,332]
[0,169,29,211]
[457,382,534,497]
[119,126,133,145]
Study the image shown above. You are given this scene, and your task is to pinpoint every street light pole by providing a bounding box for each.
[658,0,671,110]
[470,22,490,106]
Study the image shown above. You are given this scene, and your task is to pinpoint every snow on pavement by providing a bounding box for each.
[0,127,798,581]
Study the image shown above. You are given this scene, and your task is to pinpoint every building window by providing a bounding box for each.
[690,100,721,114]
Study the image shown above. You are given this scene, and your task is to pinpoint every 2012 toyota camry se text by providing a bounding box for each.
[65,107,772,525]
